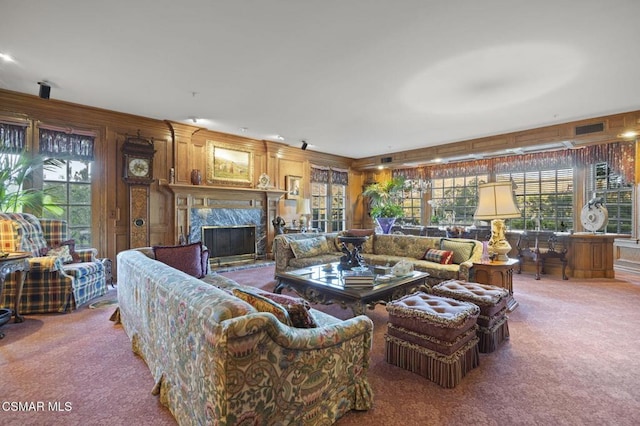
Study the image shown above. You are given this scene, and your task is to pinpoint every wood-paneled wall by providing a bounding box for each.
[0,89,356,278]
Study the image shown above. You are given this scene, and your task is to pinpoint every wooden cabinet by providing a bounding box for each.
[568,233,627,278]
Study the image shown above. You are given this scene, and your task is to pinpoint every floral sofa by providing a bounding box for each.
[273,231,484,286]
[116,247,374,425]
[0,212,106,314]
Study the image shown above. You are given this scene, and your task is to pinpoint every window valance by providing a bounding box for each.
[39,127,95,161]
[393,141,635,185]
[0,122,27,153]
[311,165,348,184]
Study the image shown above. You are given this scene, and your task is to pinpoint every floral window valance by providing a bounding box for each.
[393,141,635,185]
[331,168,349,185]
[0,122,27,153]
[39,127,95,161]
[310,165,330,183]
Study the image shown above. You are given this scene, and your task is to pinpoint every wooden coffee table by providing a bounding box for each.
[274,263,429,316]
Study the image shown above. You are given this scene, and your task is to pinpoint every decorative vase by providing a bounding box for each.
[376,217,396,234]
[190,169,202,185]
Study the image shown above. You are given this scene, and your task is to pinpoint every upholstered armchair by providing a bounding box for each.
[0,212,107,314]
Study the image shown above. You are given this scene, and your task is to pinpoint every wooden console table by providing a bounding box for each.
[0,253,30,338]
[473,258,519,312]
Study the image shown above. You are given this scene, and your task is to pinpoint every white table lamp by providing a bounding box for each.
[474,181,521,261]
[296,198,311,231]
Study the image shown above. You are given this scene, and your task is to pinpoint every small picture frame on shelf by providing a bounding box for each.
[286,175,302,199]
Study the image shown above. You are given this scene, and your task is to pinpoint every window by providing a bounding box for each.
[429,174,488,226]
[588,162,632,234]
[311,182,328,232]
[38,127,96,248]
[497,168,573,232]
[42,159,93,247]
[310,167,347,233]
[400,179,423,225]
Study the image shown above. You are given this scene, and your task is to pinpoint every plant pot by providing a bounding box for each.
[376,217,396,234]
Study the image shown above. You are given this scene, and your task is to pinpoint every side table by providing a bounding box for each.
[98,258,114,287]
[0,252,31,338]
[472,258,519,312]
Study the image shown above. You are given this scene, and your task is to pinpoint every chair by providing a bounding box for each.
[0,212,106,314]
[516,231,568,280]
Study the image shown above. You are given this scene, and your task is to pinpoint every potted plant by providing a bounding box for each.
[363,176,406,234]
[0,152,63,214]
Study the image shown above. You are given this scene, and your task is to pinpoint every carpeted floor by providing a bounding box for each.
[1,266,640,425]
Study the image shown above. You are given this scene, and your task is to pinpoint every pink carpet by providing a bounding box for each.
[1,266,639,425]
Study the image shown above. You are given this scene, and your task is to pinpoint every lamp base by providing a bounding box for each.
[489,219,512,261]
[299,215,308,231]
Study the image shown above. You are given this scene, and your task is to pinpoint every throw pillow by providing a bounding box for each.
[232,288,293,326]
[440,238,476,264]
[289,236,331,259]
[153,242,205,278]
[423,248,454,265]
[46,244,73,263]
[250,289,317,328]
[43,239,81,263]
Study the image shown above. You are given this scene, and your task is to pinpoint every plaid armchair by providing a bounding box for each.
[0,213,106,314]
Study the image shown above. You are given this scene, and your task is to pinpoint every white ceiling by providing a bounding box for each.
[1,0,640,159]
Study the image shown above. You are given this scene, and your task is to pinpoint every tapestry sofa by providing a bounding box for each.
[0,212,106,314]
[116,247,374,425]
[273,231,484,286]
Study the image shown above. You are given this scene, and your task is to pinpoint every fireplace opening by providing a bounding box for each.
[202,225,257,267]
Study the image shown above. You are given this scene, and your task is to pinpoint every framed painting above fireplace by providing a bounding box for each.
[206,140,254,186]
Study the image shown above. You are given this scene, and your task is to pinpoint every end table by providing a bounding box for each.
[0,252,31,338]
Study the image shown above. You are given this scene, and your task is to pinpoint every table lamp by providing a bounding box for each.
[296,198,311,231]
[474,181,521,261]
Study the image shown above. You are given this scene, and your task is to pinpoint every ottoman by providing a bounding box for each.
[431,280,510,353]
[385,291,480,388]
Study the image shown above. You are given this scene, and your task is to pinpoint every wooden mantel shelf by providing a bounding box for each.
[160,181,287,197]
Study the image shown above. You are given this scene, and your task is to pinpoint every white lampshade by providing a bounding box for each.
[474,181,521,220]
[296,198,311,215]
[475,181,521,262]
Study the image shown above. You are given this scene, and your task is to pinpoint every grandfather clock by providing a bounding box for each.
[122,133,155,248]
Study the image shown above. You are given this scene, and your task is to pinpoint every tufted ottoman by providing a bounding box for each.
[431,280,510,353]
[385,292,480,388]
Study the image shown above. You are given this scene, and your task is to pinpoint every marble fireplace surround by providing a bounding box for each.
[164,184,286,259]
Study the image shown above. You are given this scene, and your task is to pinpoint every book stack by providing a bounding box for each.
[342,269,375,287]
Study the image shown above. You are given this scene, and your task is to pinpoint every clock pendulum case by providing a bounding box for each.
[121,133,156,248]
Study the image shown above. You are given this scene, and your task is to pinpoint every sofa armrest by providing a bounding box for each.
[224,311,374,351]
[76,248,98,262]
[273,235,295,274]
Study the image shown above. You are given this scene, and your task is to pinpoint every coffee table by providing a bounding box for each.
[274,263,429,316]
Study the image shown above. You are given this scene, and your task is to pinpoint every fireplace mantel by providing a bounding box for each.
[161,181,286,259]
[162,181,287,198]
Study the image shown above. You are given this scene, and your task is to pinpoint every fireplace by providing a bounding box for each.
[202,225,257,266]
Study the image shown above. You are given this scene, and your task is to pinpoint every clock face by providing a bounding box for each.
[128,158,150,177]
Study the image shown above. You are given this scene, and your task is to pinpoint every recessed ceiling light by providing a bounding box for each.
[240,127,248,132]
[0,53,15,62]
[274,135,285,141]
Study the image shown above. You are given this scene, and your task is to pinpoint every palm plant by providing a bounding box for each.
[0,152,63,214]
[363,176,406,218]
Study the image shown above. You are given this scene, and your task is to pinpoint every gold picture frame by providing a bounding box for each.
[206,141,253,186]
[286,175,302,199]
